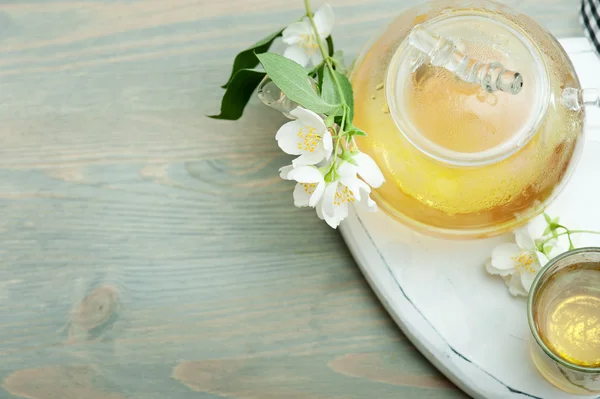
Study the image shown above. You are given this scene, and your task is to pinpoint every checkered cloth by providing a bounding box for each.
[582,0,600,55]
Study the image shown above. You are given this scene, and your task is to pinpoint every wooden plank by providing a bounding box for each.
[0,0,584,398]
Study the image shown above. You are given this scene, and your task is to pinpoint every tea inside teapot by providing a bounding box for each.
[350,0,585,238]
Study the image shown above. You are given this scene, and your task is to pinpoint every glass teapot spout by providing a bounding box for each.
[256,75,297,119]
[562,87,600,111]
[257,75,319,120]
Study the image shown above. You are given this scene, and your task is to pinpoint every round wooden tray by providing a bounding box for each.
[340,38,600,399]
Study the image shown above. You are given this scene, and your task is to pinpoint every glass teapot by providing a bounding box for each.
[261,0,600,239]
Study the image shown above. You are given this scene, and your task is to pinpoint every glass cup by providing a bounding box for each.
[528,247,600,395]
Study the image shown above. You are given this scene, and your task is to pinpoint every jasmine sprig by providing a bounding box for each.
[208,2,386,229]
[208,2,337,121]
[536,213,600,254]
[247,0,358,184]
[302,0,358,182]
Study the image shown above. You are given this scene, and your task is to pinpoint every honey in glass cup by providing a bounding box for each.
[349,0,586,239]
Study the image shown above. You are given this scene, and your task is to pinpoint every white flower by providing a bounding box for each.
[276,107,333,167]
[348,151,385,188]
[280,160,379,229]
[281,165,326,208]
[320,162,377,229]
[282,4,334,67]
[486,221,565,296]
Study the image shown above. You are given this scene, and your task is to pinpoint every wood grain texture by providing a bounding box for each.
[0,0,583,398]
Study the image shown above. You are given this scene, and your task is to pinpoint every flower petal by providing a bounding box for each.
[339,175,368,201]
[363,198,377,212]
[290,107,326,130]
[484,259,496,275]
[283,45,310,67]
[504,275,528,297]
[308,181,326,207]
[322,182,338,218]
[276,120,304,155]
[515,226,536,251]
[355,180,377,212]
[293,148,327,167]
[314,4,335,38]
[322,129,333,155]
[354,152,385,188]
[534,250,549,267]
[337,200,349,223]
[315,199,325,220]
[279,165,294,180]
[322,201,343,228]
[528,215,550,240]
[489,243,520,275]
[309,49,324,67]
[292,183,311,207]
[282,21,311,44]
[337,159,358,178]
[339,177,360,201]
[287,165,323,183]
[324,212,342,229]
[520,268,539,294]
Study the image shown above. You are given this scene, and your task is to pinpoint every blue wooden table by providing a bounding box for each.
[0,0,584,397]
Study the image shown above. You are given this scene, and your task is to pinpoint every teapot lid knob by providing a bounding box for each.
[408,24,524,95]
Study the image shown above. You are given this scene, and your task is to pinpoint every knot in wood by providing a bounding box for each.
[72,285,119,331]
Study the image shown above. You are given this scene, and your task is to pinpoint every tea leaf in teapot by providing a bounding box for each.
[257,52,339,114]
[208,69,266,120]
[221,28,284,89]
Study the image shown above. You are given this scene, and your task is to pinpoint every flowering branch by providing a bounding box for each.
[209,1,385,228]
[486,212,600,297]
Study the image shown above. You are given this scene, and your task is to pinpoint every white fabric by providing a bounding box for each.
[582,0,600,55]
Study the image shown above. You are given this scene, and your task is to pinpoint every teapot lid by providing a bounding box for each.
[386,13,550,166]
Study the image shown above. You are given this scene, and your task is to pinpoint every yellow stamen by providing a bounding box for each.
[296,125,322,153]
[512,251,537,274]
[299,34,319,56]
[333,184,355,207]
[301,183,317,195]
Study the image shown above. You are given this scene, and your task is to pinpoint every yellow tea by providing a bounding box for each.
[533,262,600,367]
[350,6,584,238]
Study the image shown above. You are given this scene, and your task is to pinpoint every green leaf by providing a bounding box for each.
[324,113,336,127]
[332,51,347,73]
[208,69,266,120]
[543,226,551,236]
[345,123,367,141]
[257,52,338,114]
[339,147,358,165]
[335,70,354,122]
[322,68,353,121]
[308,62,324,76]
[221,29,284,89]
[315,64,325,93]
[321,67,340,105]
[346,124,367,137]
[326,35,335,57]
